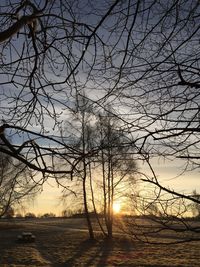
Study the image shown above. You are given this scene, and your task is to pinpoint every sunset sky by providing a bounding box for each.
[26,157,200,217]
[0,0,200,219]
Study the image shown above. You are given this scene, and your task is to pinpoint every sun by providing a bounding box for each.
[113,202,121,213]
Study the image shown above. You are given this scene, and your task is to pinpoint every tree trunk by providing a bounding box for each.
[89,162,107,237]
[83,178,94,239]
[81,110,94,239]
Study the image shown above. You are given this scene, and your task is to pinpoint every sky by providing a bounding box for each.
[26,181,64,216]
[0,1,200,217]
[23,157,200,217]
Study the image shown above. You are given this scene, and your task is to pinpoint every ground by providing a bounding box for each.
[0,218,200,266]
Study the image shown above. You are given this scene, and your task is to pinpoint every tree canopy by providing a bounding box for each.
[0,0,200,239]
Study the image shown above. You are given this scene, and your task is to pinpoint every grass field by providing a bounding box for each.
[0,218,200,266]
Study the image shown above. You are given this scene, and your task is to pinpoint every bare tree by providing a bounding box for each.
[0,0,127,200]
[62,93,95,239]
[91,112,137,238]
[62,98,137,238]
[189,190,200,218]
[0,0,200,242]
[0,148,40,218]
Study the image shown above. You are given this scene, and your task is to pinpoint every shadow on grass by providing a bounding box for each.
[58,236,133,267]
[93,237,114,267]
[57,238,97,267]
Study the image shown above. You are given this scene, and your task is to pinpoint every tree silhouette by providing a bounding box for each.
[0,0,200,240]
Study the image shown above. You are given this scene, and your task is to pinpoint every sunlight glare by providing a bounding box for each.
[113,202,121,213]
